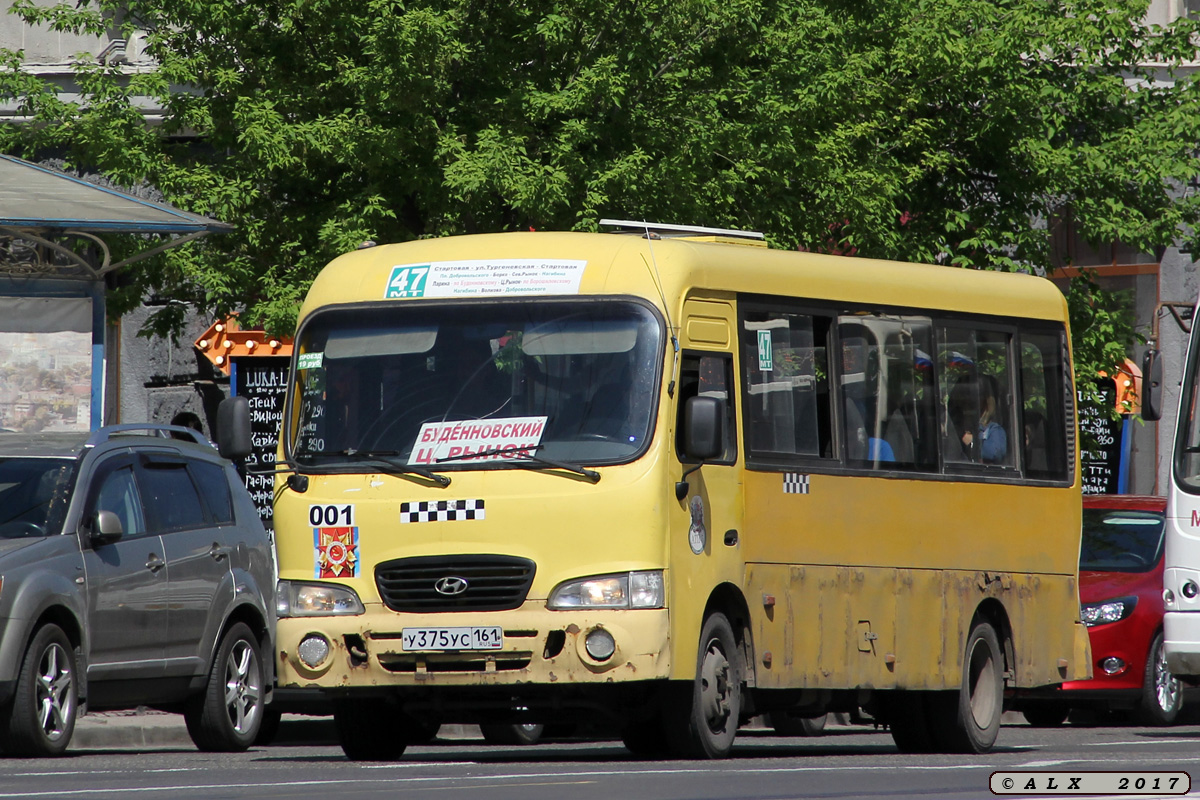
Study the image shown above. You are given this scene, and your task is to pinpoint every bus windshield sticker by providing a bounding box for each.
[400,499,486,523]
[409,416,548,465]
[384,260,587,299]
[757,329,773,371]
[689,496,707,554]
[311,504,358,579]
[297,351,324,370]
[783,473,810,494]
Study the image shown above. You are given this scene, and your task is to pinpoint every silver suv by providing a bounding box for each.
[0,413,273,756]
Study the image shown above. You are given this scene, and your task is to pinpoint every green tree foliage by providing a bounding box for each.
[1,0,1196,404]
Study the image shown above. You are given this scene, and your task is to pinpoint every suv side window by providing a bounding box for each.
[191,461,234,526]
[138,457,208,533]
[93,464,146,538]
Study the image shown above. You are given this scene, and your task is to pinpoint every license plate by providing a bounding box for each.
[400,626,503,651]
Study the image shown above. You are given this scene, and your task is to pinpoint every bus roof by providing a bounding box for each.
[298,231,1068,325]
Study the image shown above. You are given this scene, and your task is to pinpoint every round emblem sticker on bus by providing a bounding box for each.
[689,496,706,554]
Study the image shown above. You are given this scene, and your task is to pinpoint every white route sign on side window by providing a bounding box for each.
[384,260,587,299]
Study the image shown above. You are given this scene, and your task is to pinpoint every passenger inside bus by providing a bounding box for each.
[949,374,1007,464]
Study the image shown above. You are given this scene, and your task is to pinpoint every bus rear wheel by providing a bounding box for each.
[662,612,743,759]
[930,621,1004,753]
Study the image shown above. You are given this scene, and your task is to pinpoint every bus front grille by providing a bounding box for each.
[375,554,536,612]
[377,653,534,673]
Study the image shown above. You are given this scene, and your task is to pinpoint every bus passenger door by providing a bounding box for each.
[670,349,746,679]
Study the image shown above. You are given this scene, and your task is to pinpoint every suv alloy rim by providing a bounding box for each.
[37,641,74,741]
[224,639,262,734]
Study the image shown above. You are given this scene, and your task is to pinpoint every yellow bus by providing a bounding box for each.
[270,221,1089,759]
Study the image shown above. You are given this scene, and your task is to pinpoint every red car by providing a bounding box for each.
[1018,495,1181,726]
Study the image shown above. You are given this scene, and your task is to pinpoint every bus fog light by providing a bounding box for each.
[298,634,331,668]
[1100,657,1126,675]
[1183,581,1198,599]
[1165,589,1176,605]
[584,628,616,661]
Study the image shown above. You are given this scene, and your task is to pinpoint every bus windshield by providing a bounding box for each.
[288,299,663,468]
[1177,320,1200,491]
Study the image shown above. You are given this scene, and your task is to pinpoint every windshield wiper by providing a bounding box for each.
[436,446,600,483]
[318,449,452,487]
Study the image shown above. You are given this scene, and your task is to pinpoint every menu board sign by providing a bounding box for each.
[231,356,290,526]
[1079,382,1123,495]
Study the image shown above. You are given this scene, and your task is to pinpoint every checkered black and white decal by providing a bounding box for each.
[783,473,810,494]
[400,499,486,523]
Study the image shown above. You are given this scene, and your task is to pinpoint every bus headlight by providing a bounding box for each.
[547,571,664,610]
[1081,596,1137,627]
[277,580,365,617]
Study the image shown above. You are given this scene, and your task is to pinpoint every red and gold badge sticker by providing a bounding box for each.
[314,525,359,578]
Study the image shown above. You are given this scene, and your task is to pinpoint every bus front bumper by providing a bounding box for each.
[1164,611,1200,677]
[277,602,672,690]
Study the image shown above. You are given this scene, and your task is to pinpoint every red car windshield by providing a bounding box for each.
[1079,508,1165,573]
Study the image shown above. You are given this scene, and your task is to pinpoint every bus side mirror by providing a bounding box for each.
[1142,349,1163,422]
[676,396,723,501]
[217,396,254,461]
[684,396,723,461]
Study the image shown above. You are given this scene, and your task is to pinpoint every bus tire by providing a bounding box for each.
[930,621,1004,753]
[334,699,407,761]
[884,691,937,753]
[663,612,743,759]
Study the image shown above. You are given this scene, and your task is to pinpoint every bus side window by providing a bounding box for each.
[1019,331,1070,481]
[836,315,937,471]
[677,353,737,464]
[741,310,834,460]
[937,327,1016,468]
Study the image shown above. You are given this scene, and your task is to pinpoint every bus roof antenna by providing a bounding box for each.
[634,220,681,398]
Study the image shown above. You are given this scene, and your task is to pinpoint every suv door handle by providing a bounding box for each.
[209,542,229,562]
[145,554,165,573]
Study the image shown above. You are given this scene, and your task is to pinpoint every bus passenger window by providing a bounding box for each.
[1019,331,1071,481]
[741,311,833,460]
[836,315,937,471]
[938,328,1015,468]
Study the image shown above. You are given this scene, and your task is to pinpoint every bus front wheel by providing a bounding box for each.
[663,612,743,759]
[333,698,408,761]
[930,621,1004,753]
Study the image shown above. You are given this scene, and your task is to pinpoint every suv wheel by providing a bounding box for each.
[1,624,78,756]
[185,622,264,751]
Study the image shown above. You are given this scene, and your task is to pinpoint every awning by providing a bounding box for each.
[0,154,232,278]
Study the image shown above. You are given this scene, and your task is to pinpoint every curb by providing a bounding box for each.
[70,713,192,750]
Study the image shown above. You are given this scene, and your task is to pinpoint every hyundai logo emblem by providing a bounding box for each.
[434,576,469,596]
